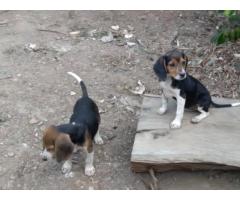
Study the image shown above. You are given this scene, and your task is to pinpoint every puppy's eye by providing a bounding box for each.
[169,63,175,67]
[182,61,186,66]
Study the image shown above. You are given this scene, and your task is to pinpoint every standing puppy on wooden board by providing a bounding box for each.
[41,72,103,176]
[153,49,240,129]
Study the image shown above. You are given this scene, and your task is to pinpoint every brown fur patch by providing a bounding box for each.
[42,126,58,153]
[83,130,93,153]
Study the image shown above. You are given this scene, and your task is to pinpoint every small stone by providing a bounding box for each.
[234,54,240,58]
[64,171,74,178]
[207,58,215,66]
[69,31,80,36]
[7,152,15,157]
[111,25,120,31]
[196,47,205,57]
[124,33,133,39]
[70,91,76,96]
[29,117,39,124]
[101,32,113,43]
[37,121,43,126]
[127,25,134,31]
[99,99,104,103]
[22,143,28,148]
[127,42,136,47]
[17,73,22,77]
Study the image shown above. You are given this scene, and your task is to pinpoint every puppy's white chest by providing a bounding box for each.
[160,79,178,97]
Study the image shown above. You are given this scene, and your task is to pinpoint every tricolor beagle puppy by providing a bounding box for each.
[41,72,103,176]
[153,49,240,129]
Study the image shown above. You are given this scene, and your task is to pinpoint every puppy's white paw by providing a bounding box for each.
[85,165,95,176]
[61,161,72,174]
[170,119,181,129]
[94,135,104,145]
[158,107,167,115]
[191,116,201,124]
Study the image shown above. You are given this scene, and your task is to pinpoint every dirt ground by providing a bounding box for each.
[0,10,240,190]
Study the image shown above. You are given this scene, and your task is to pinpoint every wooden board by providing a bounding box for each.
[131,96,240,172]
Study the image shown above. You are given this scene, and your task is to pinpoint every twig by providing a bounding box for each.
[144,93,162,98]
[149,168,159,189]
[37,28,67,36]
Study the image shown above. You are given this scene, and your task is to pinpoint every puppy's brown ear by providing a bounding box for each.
[153,55,168,81]
[42,125,58,150]
[55,134,74,163]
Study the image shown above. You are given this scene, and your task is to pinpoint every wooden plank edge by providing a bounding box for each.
[131,161,240,173]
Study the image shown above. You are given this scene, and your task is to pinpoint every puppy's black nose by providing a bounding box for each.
[42,157,47,161]
[180,73,186,78]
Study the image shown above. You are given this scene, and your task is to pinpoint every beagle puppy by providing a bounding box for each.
[41,72,103,176]
[153,49,240,129]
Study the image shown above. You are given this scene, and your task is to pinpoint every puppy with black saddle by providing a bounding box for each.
[41,72,103,176]
[153,49,240,129]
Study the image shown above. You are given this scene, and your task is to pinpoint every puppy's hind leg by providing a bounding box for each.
[94,131,104,145]
[191,106,209,124]
[84,139,95,176]
[158,93,168,115]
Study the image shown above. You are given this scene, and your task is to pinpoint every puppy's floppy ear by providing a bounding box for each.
[153,55,167,81]
[55,134,74,163]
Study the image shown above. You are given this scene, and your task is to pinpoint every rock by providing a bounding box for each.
[64,171,74,178]
[196,47,205,57]
[25,43,38,51]
[22,143,28,148]
[127,42,136,47]
[37,121,43,126]
[101,32,113,43]
[70,91,76,96]
[207,58,216,66]
[69,31,80,36]
[29,117,39,124]
[124,33,133,39]
[7,152,15,157]
[127,25,134,31]
[111,25,120,31]
[234,54,240,58]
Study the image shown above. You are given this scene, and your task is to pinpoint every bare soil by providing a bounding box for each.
[0,11,240,189]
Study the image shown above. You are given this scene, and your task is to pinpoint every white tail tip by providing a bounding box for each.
[231,102,240,107]
[67,72,82,83]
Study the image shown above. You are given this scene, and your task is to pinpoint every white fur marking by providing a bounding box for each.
[94,131,104,145]
[158,93,168,115]
[191,107,209,123]
[67,71,82,83]
[85,151,95,176]
[62,160,72,174]
[231,102,240,107]
[41,148,53,160]
[170,92,185,129]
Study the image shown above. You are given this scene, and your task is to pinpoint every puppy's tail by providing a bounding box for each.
[211,100,240,108]
[67,72,88,97]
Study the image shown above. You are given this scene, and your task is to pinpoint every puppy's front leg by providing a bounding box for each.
[170,93,185,129]
[61,159,72,174]
[158,93,168,115]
